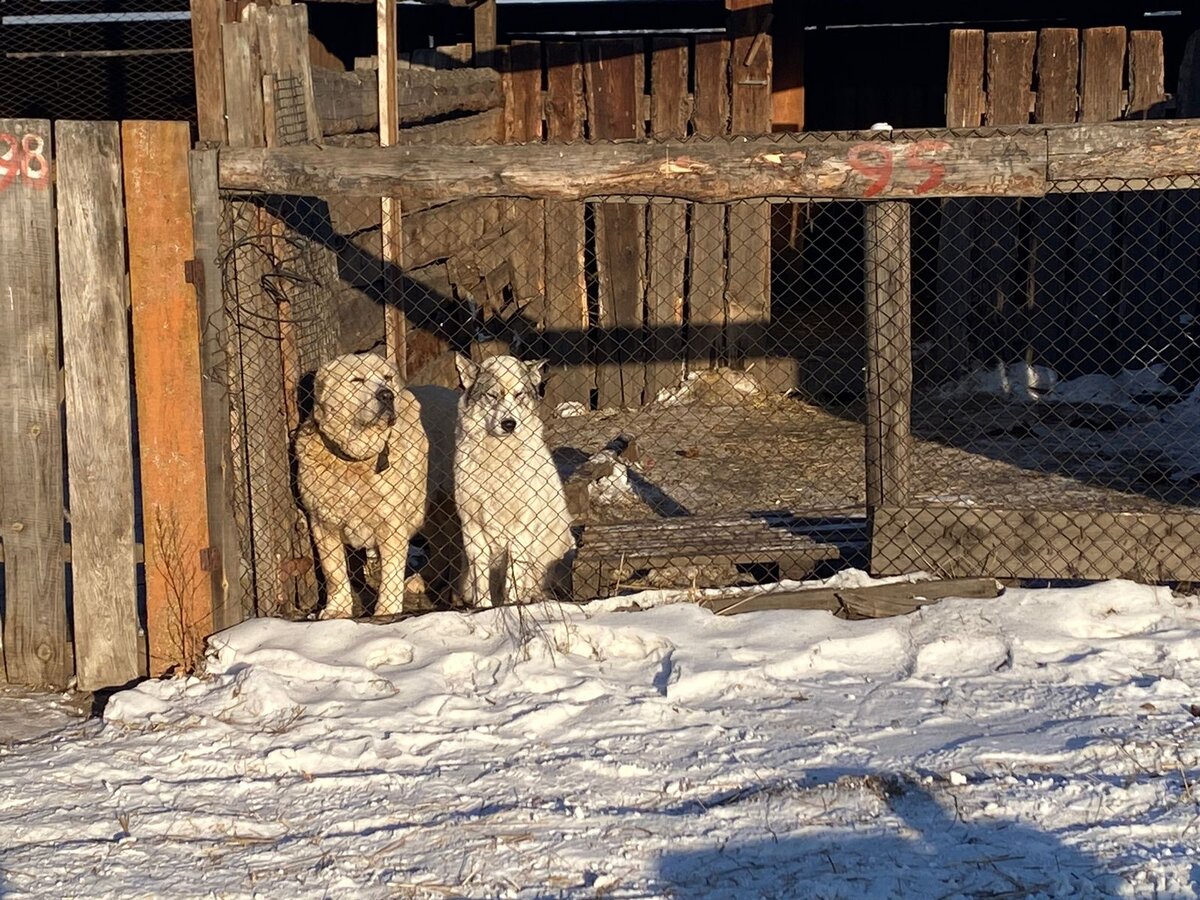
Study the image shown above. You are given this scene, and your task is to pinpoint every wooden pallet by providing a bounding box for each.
[572,512,855,600]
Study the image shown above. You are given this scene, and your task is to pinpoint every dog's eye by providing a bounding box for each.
[384,375,394,383]
[350,376,366,384]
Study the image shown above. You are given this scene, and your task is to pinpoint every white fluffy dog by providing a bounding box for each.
[294,352,430,619]
[453,354,574,607]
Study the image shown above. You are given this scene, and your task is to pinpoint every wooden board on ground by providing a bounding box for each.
[123,121,214,676]
[0,119,67,687]
[871,506,1200,581]
[699,576,1002,618]
[56,120,140,691]
[585,39,646,408]
[573,512,844,600]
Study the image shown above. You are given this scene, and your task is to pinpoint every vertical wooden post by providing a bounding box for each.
[190,0,228,143]
[378,0,406,378]
[56,120,140,690]
[189,149,249,632]
[864,202,913,512]
[473,0,497,69]
[123,120,214,675]
[0,118,67,687]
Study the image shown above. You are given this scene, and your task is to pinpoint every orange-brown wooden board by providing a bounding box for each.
[122,120,214,676]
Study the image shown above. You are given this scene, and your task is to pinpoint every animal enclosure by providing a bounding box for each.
[213,121,1200,621]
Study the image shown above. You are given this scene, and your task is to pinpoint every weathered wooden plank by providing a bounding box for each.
[946,30,986,128]
[871,506,1200,581]
[0,119,67,687]
[377,0,406,379]
[728,9,772,380]
[1128,31,1165,120]
[254,4,321,143]
[472,0,496,68]
[189,149,249,632]
[646,37,689,402]
[693,36,730,136]
[986,32,1035,126]
[864,202,912,510]
[123,121,214,676]
[771,1,804,132]
[1047,121,1200,184]
[220,132,1052,201]
[542,41,591,406]
[700,577,1002,617]
[311,65,503,135]
[934,29,986,380]
[1080,26,1126,123]
[55,121,140,691]
[585,39,647,408]
[1035,29,1079,125]
[979,33,1035,368]
[1027,29,1079,374]
[221,18,266,149]
[1069,29,1125,376]
[190,0,227,143]
[504,40,543,142]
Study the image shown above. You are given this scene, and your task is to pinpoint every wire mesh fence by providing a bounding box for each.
[1,0,195,122]
[216,175,1200,619]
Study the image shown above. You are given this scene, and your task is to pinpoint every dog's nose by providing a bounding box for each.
[376,386,396,412]
[499,418,517,433]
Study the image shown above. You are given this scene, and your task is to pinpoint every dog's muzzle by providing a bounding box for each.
[376,386,396,421]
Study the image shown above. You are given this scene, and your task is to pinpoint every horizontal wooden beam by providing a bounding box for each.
[699,576,1002,617]
[220,131,1049,201]
[1048,120,1200,186]
[312,65,501,135]
[872,505,1200,582]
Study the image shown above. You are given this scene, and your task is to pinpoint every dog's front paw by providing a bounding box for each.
[319,604,353,620]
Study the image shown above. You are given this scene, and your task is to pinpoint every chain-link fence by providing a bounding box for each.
[216,174,1200,619]
[1,0,195,121]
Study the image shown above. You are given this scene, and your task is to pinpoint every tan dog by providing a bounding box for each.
[294,352,430,619]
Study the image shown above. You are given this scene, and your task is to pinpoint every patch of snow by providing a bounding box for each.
[937,360,1060,401]
[2,577,1199,896]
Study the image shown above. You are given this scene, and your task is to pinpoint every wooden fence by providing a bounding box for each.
[0,118,235,691]
[931,26,1198,379]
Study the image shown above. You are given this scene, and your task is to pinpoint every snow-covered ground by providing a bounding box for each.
[2,575,1200,898]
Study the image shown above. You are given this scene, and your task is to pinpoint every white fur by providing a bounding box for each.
[453,355,574,607]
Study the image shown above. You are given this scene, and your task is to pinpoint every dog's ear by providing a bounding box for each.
[455,354,480,391]
[524,359,549,386]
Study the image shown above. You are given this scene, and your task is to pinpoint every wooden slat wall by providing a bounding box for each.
[463,29,774,409]
[0,118,67,687]
[56,121,140,691]
[0,118,237,688]
[123,120,214,677]
[932,26,1178,382]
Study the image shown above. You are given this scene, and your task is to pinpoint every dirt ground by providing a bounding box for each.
[543,386,1200,523]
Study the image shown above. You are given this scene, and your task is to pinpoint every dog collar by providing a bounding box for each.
[319,430,390,474]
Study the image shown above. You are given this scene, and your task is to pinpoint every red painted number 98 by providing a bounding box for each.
[0,133,52,193]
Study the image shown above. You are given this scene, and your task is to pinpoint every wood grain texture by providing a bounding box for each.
[986,32,1035,126]
[123,121,214,676]
[221,18,266,148]
[1080,27,1126,123]
[1035,29,1079,125]
[504,40,543,142]
[190,0,228,142]
[219,132,1052,201]
[543,41,591,407]
[55,121,140,691]
[646,38,689,401]
[872,507,1200,581]
[1128,31,1165,120]
[946,30,986,128]
[585,39,646,408]
[188,148,249,631]
[863,202,912,511]
[0,118,67,687]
